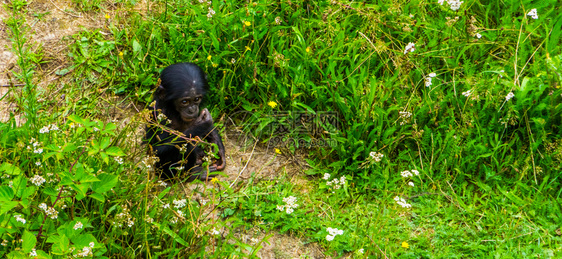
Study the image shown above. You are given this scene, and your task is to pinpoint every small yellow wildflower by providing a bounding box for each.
[245,46,251,51]
[212,63,218,68]
[207,55,212,60]
[306,47,311,53]
[244,21,251,26]
[105,14,110,19]
[401,241,409,248]
[211,177,219,184]
[118,51,123,57]
[267,101,278,108]
[275,148,281,154]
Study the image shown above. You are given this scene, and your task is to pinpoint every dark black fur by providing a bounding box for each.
[145,63,226,181]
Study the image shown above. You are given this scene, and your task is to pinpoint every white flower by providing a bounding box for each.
[231,58,236,64]
[323,173,331,180]
[411,169,419,175]
[462,90,472,97]
[527,8,538,19]
[438,0,445,4]
[35,161,41,166]
[326,235,335,241]
[30,175,46,186]
[369,151,384,162]
[30,249,37,256]
[394,196,412,208]
[505,92,515,101]
[74,221,84,230]
[207,7,215,18]
[476,33,482,39]
[211,228,220,235]
[408,181,415,187]
[401,170,413,178]
[448,0,463,11]
[173,199,187,209]
[428,72,436,78]
[39,203,47,211]
[404,42,415,54]
[326,227,344,241]
[358,248,365,254]
[89,242,95,248]
[162,203,170,209]
[286,208,294,214]
[14,215,26,224]
[34,148,43,154]
[39,126,50,133]
[275,16,281,25]
[425,77,433,87]
[114,156,124,164]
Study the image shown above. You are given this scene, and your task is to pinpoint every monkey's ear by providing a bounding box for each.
[155,85,166,100]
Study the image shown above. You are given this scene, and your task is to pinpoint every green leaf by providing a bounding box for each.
[92,173,118,193]
[0,186,14,201]
[22,230,37,253]
[152,222,190,247]
[0,201,18,215]
[89,193,105,202]
[0,162,22,175]
[105,146,125,156]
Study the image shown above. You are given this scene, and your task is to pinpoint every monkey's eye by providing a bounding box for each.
[194,97,200,102]
[181,100,188,104]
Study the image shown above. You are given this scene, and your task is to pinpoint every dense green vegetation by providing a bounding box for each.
[1,0,561,257]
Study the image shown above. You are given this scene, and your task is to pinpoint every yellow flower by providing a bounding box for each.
[244,21,251,26]
[105,14,110,19]
[267,101,277,108]
[275,148,281,154]
[401,241,409,248]
[306,47,311,53]
[211,177,219,184]
[212,63,218,68]
[245,46,251,51]
[207,55,212,60]
[118,51,123,57]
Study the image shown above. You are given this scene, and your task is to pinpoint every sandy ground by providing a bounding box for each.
[0,1,326,257]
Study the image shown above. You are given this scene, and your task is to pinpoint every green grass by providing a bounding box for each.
[1,0,561,257]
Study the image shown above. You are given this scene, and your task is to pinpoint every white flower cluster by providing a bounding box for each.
[462,90,472,97]
[207,7,216,18]
[113,207,134,228]
[425,72,437,87]
[505,92,515,101]
[30,175,46,186]
[74,221,83,230]
[27,138,43,154]
[439,0,463,11]
[399,110,412,125]
[210,228,220,235]
[173,199,187,209]
[75,242,95,257]
[527,9,538,19]
[114,156,124,164]
[39,124,60,134]
[276,196,299,214]
[326,227,344,241]
[322,173,331,180]
[39,203,59,219]
[326,175,347,190]
[369,151,384,162]
[401,169,419,187]
[14,215,26,224]
[400,169,419,178]
[275,16,282,25]
[404,42,415,54]
[394,196,412,208]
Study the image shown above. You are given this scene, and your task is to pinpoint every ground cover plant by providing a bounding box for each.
[1,0,561,258]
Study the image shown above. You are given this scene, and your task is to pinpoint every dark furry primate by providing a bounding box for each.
[145,62,226,181]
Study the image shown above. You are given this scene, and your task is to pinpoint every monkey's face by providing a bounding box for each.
[174,95,202,122]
